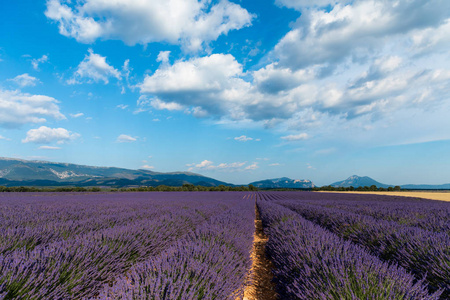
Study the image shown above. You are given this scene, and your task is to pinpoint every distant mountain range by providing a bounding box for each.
[331,175,392,188]
[0,157,230,188]
[249,177,315,189]
[0,158,449,189]
[331,175,450,190]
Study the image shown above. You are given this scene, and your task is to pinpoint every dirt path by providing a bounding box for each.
[241,196,277,300]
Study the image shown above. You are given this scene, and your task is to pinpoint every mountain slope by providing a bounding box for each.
[250,177,315,189]
[331,175,392,188]
[0,157,231,187]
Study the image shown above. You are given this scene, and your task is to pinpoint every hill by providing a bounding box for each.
[0,157,231,188]
[250,177,315,189]
[330,175,392,188]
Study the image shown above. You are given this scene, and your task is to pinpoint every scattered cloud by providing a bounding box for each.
[116,104,129,110]
[244,162,259,170]
[116,134,137,143]
[22,126,80,144]
[234,135,260,142]
[281,133,309,141]
[0,89,65,128]
[45,0,254,52]
[70,113,84,118]
[8,74,41,87]
[269,163,281,166]
[306,163,316,170]
[31,55,48,70]
[157,51,170,63]
[68,49,121,84]
[0,135,10,141]
[38,145,61,150]
[187,160,257,172]
[141,165,154,170]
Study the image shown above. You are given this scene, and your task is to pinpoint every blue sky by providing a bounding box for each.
[1,0,450,186]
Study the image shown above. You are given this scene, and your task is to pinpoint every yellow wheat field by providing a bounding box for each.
[318,191,450,202]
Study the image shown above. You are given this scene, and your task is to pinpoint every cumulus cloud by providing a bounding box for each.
[116,134,137,143]
[273,0,450,70]
[129,1,450,149]
[45,0,254,52]
[8,74,41,87]
[281,133,309,141]
[22,126,80,144]
[68,49,121,84]
[0,89,65,128]
[139,54,253,119]
[31,55,48,70]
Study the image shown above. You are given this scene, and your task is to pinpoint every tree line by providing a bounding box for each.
[313,185,401,191]
[0,184,258,192]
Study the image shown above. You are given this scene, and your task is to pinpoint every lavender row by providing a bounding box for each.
[0,192,241,299]
[95,195,255,299]
[292,192,450,234]
[266,191,450,234]
[0,193,228,254]
[257,198,441,299]
[273,196,450,296]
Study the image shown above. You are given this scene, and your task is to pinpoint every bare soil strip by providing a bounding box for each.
[318,191,450,202]
[241,200,277,300]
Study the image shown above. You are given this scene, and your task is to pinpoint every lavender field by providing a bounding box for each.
[0,191,449,299]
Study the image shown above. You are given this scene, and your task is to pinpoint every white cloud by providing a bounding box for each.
[116,104,128,110]
[45,0,254,52]
[70,113,84,118]
[306,163,316,170]
[8,74,41,87]
[0,89,65,128]
[234,135,260,142]
[126,1,450,151]
[22,126,80,144]
[157,51,171,63]
[68,49,121,84]
[0,135,10,141]
[31,55,48,70]
[139,54,254,119]
[187,160,257,172]
[150,98,184,111]
[281,133,309,141]
[244,162,259,170]
[141,165,154,170]
[116,134,137,143]
[276,0,347,10]
[269,163,281,166]
[38,146,61,150]
[273,1,450,70]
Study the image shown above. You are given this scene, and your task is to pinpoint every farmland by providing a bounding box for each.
[0,191,449,299]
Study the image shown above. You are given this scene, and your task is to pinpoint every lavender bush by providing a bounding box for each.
[96,199,254,299]
[0,192,248,299]
[257,197,441,299]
